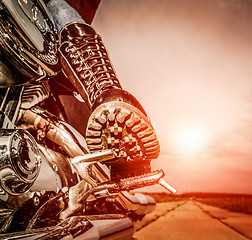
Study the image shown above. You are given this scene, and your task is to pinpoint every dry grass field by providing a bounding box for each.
[146,192,252,215]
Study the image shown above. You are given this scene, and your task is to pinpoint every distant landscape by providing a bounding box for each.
[145,192,252,215]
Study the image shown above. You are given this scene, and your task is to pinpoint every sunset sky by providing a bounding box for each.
[92,0,252,194]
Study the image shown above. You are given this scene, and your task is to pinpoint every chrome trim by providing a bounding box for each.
[20,107,109,186]
[0,129,41,195]
[71,150,115,186]
[0,214,134,240]
[20,108,88,157]
[0,0,59,87]
[71,149,116,164]
[38,145,77,188]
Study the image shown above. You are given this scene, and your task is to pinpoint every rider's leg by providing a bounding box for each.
[47,0,160,178]
[47,0,85,32]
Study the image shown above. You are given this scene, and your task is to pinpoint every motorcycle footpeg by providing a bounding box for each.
[94,169,177,195]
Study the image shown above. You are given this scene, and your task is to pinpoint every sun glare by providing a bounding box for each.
[174,126,207,156]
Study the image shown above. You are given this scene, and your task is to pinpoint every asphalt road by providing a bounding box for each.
[133,201,252,240]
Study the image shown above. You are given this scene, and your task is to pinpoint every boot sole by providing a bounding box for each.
[86,101,160,162]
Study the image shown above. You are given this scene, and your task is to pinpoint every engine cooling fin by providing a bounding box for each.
[21,81,50,109]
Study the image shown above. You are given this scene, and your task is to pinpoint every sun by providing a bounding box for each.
[174,126,207,156]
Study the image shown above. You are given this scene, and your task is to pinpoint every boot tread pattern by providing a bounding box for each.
[86,101,160,162]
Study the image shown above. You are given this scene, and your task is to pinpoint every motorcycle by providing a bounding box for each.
[0,0,176,239]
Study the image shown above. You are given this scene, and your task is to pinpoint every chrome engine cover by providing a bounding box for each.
[0,129,41,195]
[0,0,60,87]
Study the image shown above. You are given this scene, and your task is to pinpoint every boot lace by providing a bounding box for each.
[65,34,122,105]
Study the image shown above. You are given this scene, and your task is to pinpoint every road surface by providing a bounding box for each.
[133,201,252,240]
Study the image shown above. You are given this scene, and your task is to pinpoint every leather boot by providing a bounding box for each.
[59,23,160,178]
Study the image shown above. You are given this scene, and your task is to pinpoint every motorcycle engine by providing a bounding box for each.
[0,129,41,195]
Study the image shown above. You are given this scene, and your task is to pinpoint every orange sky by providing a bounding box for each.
[93,0,252,194]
